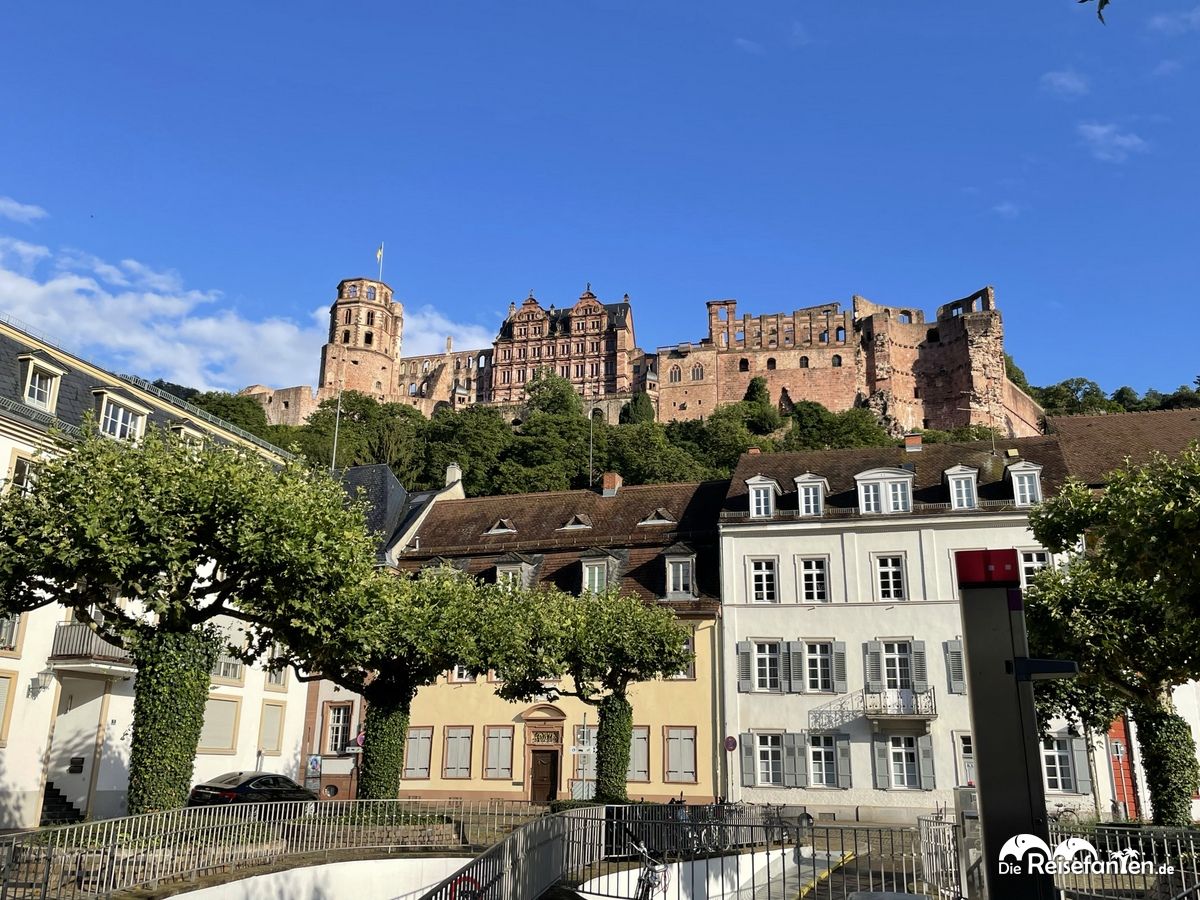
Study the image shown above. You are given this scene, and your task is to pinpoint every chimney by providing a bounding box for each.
[445,335,453,354]
[600,472,622,497]
[904,433,922,452]
[445,461,463,486]
[747,447,762,456]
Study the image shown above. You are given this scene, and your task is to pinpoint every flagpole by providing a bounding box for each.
[330,378,344,475]
[377,241,384,284]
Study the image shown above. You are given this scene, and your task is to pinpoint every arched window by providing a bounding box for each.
[364,332,373,346]
[799,356,809,368]
[422,360,430,373]
[348,285,359,298]
[366,286,377,301]
[455,359,462,370]
[374,381,382,391]
[478,354,487,369]
[692,363,704,381]
[766,358,776,371]
[344,310,352,325]
[819,330,829,343]
[420,382,428,397]
[669,365,682,383]
[409,383,417,396]
[832,354,843,368]
[367,311,375,326]
[341,330,350,344]
[836,326,846,341]
[739,358,749,372]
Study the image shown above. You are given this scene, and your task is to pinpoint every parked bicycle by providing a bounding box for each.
[1048,803,1081,826]
[629,837,670,899]
[662,804,731,860]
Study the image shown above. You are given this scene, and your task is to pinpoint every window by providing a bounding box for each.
[1014,472,1041,506]
[484,726,514,779]
[757,734,783,786]
[665,727,697,783]
[0,670,15,745]
[98,395,147,442]
[806,642,833,691]
[344,309,352,324]
[755,642,781,691]
[444,726,473,778]
[861,483,882,514]
[342,330,351,344]
[1043,738,1075,792]
[799,484,823,517]
[348,284,359,298]
[668,365,681,383]
[26,369,54,409]
[668,631,696,680]
[1021,550,1050,586]
[496,566,522,588]
[403,727,433,778]
[450,665,475,683]
[266,665,288,690]
[0,614,20,653]
[832,355,843,368]
[583,561,607,594]
[363,331,373,346]
[502,348,512,361]
[6,457,35,497]
[950,475,977,510]
[810,735,837,787]
[799,558,827,603]
[666,558,694,596]
[211,652,244,684]
[198,696,241,753]
[890,736,919,788]
[691,364,704,380]
[628,727,650,781]
[739,358,749,372]
[366,286,376,300]
[258,701,285,755]
[876,556,906,601]
[799,356,809,368]
[750,485,774,518]
[883,641,913,690]
[750,559,777,603]
[589,341,600,353]
[324,703,352,754]
[366,311,375,326]
[888,481,911,512]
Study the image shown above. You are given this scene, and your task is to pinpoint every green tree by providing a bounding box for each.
[483,589,692,802]
[191,391,273,439]
[783,402,895,451]
[619,391,656,425]
[1110,386,1143,412]
[423,405,514,496]
[743,376,770,407]
[1005,354,1034,395]
[524,369,584,417]
[1028,445,1200,825]
[152,379,200,402]
[0,426,379,812]
[606,423,709,484]
[1033,378,1121,416]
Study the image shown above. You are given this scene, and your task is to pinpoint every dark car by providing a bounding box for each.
[187,771,317,806]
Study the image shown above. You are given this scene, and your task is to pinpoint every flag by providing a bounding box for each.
[376,243,384,264]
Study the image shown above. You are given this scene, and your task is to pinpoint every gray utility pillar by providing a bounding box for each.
[955,549,1076,900]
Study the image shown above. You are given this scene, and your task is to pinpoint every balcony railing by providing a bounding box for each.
[50,622,132,663]
[863,687,937,718]
[721,498,1025,522]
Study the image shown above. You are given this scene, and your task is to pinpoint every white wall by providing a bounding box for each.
[181,856,473,900]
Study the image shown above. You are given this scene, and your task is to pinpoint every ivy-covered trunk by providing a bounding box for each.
[1133,698,1200,826]
[595,693,633,802]
[127,629,222,814]
[358,682,410,800]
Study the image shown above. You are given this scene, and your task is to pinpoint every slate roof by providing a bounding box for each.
[724,436,1070,514]
[340,465,409,560]
[496,300,632,340]
[1047,409,1200,487]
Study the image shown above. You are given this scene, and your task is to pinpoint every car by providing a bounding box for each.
[187,771,318,807]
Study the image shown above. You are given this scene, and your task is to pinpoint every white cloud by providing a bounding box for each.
[789,22,812,47]
[991,202,1021,219]
[733,37,765,55]
[1148,6,1200,34]
[1040,69,1090,98]
[0,196,48,224]
[1077,122,1149,163]
[1152,59,1183,77]
[0,237,494,392]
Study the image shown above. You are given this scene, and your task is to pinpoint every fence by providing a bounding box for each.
[1048,821,1200,900]
[0,799,542,900]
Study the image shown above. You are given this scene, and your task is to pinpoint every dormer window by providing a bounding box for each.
[583,560,607,593]
[793,474,829,517]
[855,469,915,515]
[496,566,522,588]
[19,355,67,414]
[746,475,782,519]
[485,518,516,535]
[1008,461,1043,507]
[945,465,979,510]
[638,507,677,527]
[93,391,149,442]
[558,513,593,531]
[663,543,697,598]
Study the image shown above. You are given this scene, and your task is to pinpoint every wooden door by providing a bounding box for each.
[529,750,558,802]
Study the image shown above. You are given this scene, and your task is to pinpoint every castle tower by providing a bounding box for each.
[318,278,404,400]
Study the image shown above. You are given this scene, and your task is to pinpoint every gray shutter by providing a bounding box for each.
[945,640,966,694]
[873,735,890,789]
[832,641,848,693]
[783,732,807,788]
[779,642,793,693]
[1071,737,1093,796]
[865,641,884,693]
[836,735,852,789]
[498,730,513,778]
[912,641,928,694]
[918,734,936,790]
[740,733,756,787]
[789,642,806,693]
[737,641,753,692]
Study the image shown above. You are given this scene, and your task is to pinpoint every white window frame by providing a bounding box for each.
[794,474,829,518]
[856,469,916,516]
[749,486,774,518]
[806,641,834,692]
[875,555,907,602]
[666,556,695,597]
[1008,461,1043,507]
[93,391,150,442]
[496,565,523,589]
[757,733,784,786]
[582,561,608,593]
[749,557,778,604]
[883,641,913,690]
[754,641,781,692]
[19,355,66,414]
[810,734,838,787]
[1042,737,1075,792]
[1020,549,1050,587]
[890,735,919,789]
[861,482,882,514]
[6,456,36,497]
[946,466,979,510]
[798,557,828,603]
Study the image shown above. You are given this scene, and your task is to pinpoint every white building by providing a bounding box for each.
[0,318,308,829]
[717,435,1108,823]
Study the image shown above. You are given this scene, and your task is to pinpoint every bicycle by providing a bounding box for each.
[629,837,670,899]
[1048,803,1081,827]
[761,802,790,844]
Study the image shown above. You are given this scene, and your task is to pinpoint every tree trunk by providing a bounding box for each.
[358,682,410,800]
[1132,697,1200,826]
[127,628,222,814]
[595,693,633,803]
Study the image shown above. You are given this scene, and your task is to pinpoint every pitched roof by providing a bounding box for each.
[341,465,409,560]
[724,436,1069,513]
[1047,409,1200,486]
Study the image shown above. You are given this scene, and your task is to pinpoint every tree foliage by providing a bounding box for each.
[191,390,274,438]
[619,392,656,425]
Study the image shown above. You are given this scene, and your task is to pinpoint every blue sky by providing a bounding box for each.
[1,2,1197,394]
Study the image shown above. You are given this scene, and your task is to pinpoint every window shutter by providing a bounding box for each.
[779,642,793,693]
[832,642,848,693]
[737,641,753,692]
[918,734,936,790]
[836,735,852,789]
[945,640,966,694]
[783,732,807,788]
[865,641,884,694]
[788,642,806,694]
[627,729,649,781]
[486,731,501,778]
[912,641,929,694]
[1071,737,1093,796]
[258,704,284,753]
[680,730,696,781]
[873,735,890,789]
[740,733,756,787]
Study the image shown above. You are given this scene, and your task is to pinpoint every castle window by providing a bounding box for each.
[899,311,913,324]
[409,383,417,396]
[836,326,846,341]
[344,310,352,325]
[669,366,682,383]
[367,311,375,326]
[366,287,376,301]
[819,330,829,343]
[478,355,487,368]
[799,356,809,369]
[691,364,704,381]
[364,332,373,346]
[766,358,776,371]
[739,358,749,372]
[456,359,462,370]
[342,330,350,344]
[348,285,359,298]
[423,361,430,372]
[374,381,382,391]
[926,328,940,343]
[832,355,843,368]
[420,383,428,397]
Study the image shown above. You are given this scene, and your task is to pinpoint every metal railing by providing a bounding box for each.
[918,815,962,899]
[48,623,132,664]
[0,799,543,899]
[721,498,1024,522]
[864,687,938,718]
[1048,821,1200,900]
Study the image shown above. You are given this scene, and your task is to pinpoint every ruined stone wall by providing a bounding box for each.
[241,385,321,427]
[1003,380,1044,437]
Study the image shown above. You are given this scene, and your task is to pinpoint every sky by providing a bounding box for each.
[1,2,1197,395]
